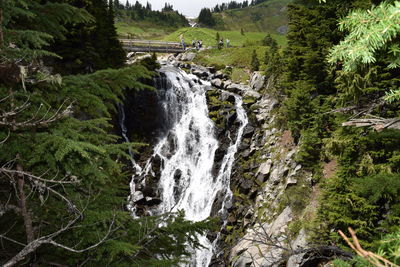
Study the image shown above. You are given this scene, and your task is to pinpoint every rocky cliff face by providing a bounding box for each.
[170,57,315,266]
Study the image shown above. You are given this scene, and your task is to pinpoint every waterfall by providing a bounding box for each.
[118,104,142,173]
[128,64,248,266]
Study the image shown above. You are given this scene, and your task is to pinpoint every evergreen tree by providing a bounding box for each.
[262,34,278,48]
[0,1,212,265]
[250,49,260,71]
[49,0,126,74]
[198,8,216,27]
[216,32,221,43]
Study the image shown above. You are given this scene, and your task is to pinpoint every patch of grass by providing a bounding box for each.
[231,68,250,83]
[193,46,268,69]
[115,21,179,39]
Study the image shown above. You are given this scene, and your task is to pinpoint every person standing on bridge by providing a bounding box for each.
[179,34,186,50]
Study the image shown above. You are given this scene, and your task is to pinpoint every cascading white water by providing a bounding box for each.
[118,104,142,174]
[129,64,248,266]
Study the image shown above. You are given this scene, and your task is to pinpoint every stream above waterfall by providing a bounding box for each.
[125,63,248,266]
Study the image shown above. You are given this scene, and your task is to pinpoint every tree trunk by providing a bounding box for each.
[17,163,35,243]
[0,0,3,48]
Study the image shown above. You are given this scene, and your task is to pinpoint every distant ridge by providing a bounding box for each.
[211,0,292,34]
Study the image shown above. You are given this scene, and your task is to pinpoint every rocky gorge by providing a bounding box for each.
[122,52,333,267]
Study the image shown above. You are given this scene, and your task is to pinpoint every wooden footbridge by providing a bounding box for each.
[120,39,185,53]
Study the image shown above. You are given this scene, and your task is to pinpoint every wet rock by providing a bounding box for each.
[226,83,248,94]
[220,92,236,103]
[207,66,216,73]
[132,191,144,203]
[212,145,229,177]
[213,71,224,79]
[151,155,163,175]
[145,197,162,206]
[242,124,255,138]
[211,78,224,88]
[223,80,232,89]
[191,65,210,79]
[239,139,251,150]
[211,189,226,217]
[173,169,182,183]
[142,186,157,197]
[227,112,238,127]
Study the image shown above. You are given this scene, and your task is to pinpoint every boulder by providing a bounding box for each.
[206,66,216,73]
[244,89,261,99]
[191,65,210,79]
[181,52,196,61]
[250,71,265,91]
[257,159,273,176]
[287,229,308,267]
[226,83,248,94]
[213,71,224,79]
[239,178,253,194]
[145,197,162,206]
[132,191,144,203]
[270,168,281,185]
[211,78,224,88]
[242,124,255,138]
[220,92,236,103]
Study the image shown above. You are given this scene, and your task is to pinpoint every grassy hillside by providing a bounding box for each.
[193,46,270,83]
[116,21,181,39]
[213,0,292,33]
[162,27,287,47]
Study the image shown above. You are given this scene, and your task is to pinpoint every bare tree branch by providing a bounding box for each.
[2,214,116,267]
[342,117,400,131]
[0,101,73,130]
[339,228,399,267]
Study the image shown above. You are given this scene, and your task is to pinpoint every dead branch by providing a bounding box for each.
[342,117,400,131]
[0,167,81,215]
[0,101,73,130]
[0,167,79,185]
[326,99,384,116]
[339,228,399,267]
[2,214,115,267]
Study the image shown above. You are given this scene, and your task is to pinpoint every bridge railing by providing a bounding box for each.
[120,39,184,53]
[120,39,182,47]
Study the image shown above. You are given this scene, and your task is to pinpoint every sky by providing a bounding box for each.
[128,0,231,17]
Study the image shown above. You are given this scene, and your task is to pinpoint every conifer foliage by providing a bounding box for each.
[327,0,400,102]
[0,0,211,266]
[279,0,400,264]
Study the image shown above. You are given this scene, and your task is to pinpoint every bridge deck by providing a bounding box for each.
[121,39,184,53]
